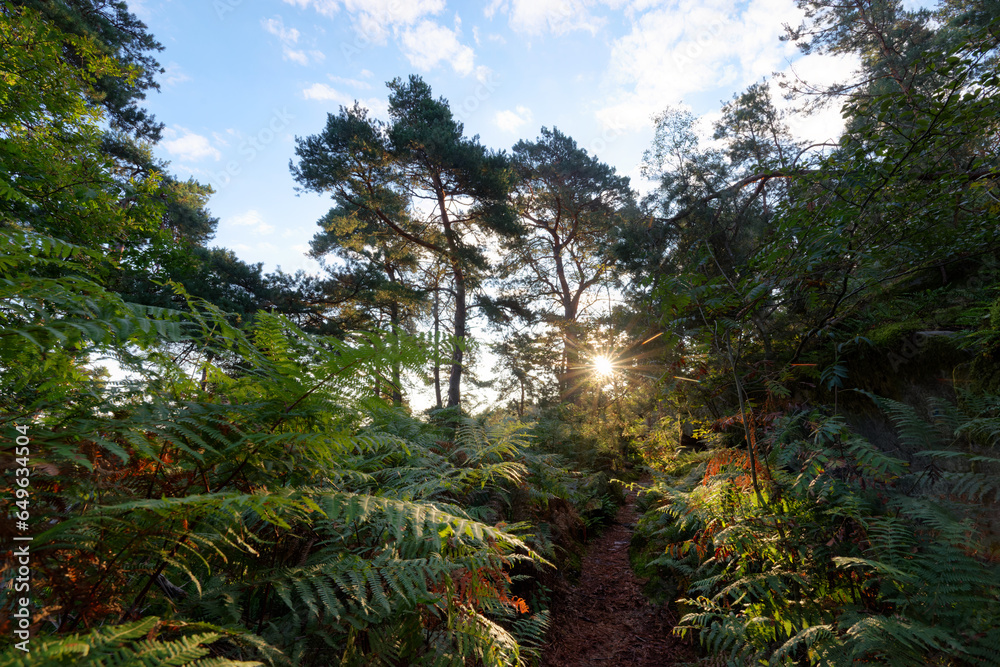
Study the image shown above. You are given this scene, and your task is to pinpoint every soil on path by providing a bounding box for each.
[542,485,698,667]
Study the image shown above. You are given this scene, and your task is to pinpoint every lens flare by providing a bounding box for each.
[593,355,615,377]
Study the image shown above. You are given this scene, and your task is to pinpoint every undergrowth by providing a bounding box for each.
[0,229,605,666]
[634,394,1000,666]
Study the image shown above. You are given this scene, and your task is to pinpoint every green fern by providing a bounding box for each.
[650,402,1000,666]
[0,617,264,667]
[2,224,560,666]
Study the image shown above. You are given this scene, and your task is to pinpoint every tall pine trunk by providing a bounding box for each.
[389,300,402,407]
[447,263,465,408]
[553,236,583,404]
[436,173,466,410]
[432,284,443,410]
[560,320,583,404]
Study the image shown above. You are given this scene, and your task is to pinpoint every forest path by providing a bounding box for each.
[541,482,698,666]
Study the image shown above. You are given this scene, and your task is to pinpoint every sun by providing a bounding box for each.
[593,355,616,378]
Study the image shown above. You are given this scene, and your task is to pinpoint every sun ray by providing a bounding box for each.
[593,355,615,378]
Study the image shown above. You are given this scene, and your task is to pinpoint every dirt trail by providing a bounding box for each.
[542,485,697,667]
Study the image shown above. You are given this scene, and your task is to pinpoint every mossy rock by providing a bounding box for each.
[867,319,925,348]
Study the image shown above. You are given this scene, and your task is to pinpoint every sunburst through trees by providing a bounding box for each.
[592,354,616,378]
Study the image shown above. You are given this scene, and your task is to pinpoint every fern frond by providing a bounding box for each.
[0,617,267,667]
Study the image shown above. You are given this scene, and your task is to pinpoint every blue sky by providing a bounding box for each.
[132,0,861,277]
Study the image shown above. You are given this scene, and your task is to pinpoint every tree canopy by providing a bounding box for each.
[292,76,521,408]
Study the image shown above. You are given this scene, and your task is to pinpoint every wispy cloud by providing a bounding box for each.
[281,0,338,16]
[343,0,446,43]
[485,0,611,36]
[129,0,151,20]
[302,83,352,104]
[228,210,274,236]
[327,74,372,89]
[302,84,387,116]
[262,16,325,65]
[161,62,191,87]
[161,126,220,162]
[495,105,533,133]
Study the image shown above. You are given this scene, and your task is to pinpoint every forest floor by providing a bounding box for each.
[541,482,699,666]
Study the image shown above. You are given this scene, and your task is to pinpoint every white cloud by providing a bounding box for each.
[597,0,805,131]
[302,84,388,116]
[775,52,859,144]
[484,0,504,19]
[486,0,609,36]
[289,0,445,42]
[495,105,533,133]
[302,83,352,104]
[344,0,446,43]
[475,65,494,84]
[327,74,372,89]
[281,1,469,75]
[229,210,274,236]
[161,62,190,87]
[262,16,301,43]
[284,49,309,65]
[281,0,338,16]
[161,126,220,162]
[400,20,475,75]
[211,131,232,148]
[262,16,325,65]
